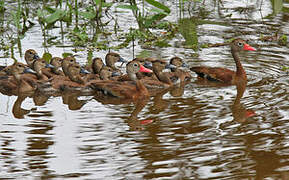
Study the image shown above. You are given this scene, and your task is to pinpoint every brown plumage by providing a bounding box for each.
[190,39,256,85]
[25,49,40,69]
[89,61,151,102]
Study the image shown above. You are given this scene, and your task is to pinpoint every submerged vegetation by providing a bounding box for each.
[0,0,288,62]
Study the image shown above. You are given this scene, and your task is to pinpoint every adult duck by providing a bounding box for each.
[89,61,152,102]
[25,49,40,69]
[190,38,256,85]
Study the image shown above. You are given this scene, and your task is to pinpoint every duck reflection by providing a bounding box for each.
[127,99,154,131]
[231,82,255,123]
[61,91,89,110]
[12,95,32,119]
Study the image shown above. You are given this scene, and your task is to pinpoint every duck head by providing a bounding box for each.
[231,39,256,52]
[92,57,104,74]
[152,59,173,74]
[126,61,152,81]
[62,56,76,76]
[105,52,127,70]
[25,49,40,69]
[99,66,120,80]
[67,63,85,84]
[50,57,63,75]
[170,57,187,72]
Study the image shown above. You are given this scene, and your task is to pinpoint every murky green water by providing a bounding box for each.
[0,0,289,179]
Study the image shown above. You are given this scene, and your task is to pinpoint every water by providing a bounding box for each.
[0,0,289,179]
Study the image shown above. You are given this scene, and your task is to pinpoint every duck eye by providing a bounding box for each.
[238,42,243,47]
[133,63,138,67]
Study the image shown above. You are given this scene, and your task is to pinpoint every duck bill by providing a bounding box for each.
[80,68,90,74]
[118,57,127,67]
[33,54,40,60]
[112,71,121,77]
[143,61,153,69]
[24,67,36,74]
[165,64,176,69]
[181,62,188,68]
[243,44,256,51]
[139,65,152,73]
[45,64,55,68]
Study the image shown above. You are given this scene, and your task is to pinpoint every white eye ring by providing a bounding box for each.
[238,42,243,46]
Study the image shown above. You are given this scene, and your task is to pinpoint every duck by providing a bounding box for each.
[151,59,177,86]
[89,61,152,102]
[190,38,256,85]
[42,57,64,78]
[105,52,127,73]
[61,56,77,76]
[24,49,40,69]
[169,56,192,82]
[31,58,54,80]
[92,57,104,74]
[99,66,121,80]
[0,62,36,95]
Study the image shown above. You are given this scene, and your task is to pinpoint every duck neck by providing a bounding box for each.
[231,47,246,78]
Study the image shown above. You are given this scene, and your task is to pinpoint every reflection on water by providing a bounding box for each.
[0,0,289,179]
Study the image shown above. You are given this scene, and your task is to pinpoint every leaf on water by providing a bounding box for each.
[42,52,52,63]
[116,5,139,11]
[145,0,170,13]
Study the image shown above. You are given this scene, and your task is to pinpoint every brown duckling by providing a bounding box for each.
[42,57,64,78]
[99,66,121,80]
[0,62,37,94]
[67,63,86,85]
[169,57,192,82]
[105,52,127,72]
[92,57,104,74]
[62,56,77,76]
[25,49,40,69]
[89,61,152,102]
[31,58,54,80]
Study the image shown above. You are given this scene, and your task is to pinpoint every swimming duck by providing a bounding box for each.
[25,49,40,69]
[190,38,256,85]
[89,61,152,102]
[0,62,36,94]
[169,57,192,82]
[42,57,64,78]
[105,52,127,73]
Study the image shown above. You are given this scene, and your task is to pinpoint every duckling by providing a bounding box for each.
[105,52,127,73]
[169,57,191,82]
[25,49,40,69]
[42,57,64,78]
[67,63,86,85]
[31,58,54,80]
[152,59,176,85]
[99,66,121,80]
[0,62,37,95]
[92,57,104,74]
[62,56,77,76]
[89,61,152,102]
